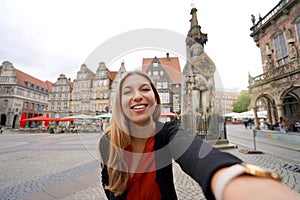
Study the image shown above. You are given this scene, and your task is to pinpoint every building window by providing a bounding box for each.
[153,71,158,76]
[98,104,103,111]
[104,92,108,98]
[104,80,109,85]
[4,100,8,107]
[163,82,168,89]
[159,92,169,104]
[157,82,162,89]
[274,33,289,66]
[57,102,61,110]
[296,22,300,42]
[153,62,158,67]
[92,103,96,111]
[160,71,164,76]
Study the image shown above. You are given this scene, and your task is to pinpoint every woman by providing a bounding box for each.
[98,71,299,200]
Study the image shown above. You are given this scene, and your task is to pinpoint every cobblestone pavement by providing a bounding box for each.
[0,131,299,200]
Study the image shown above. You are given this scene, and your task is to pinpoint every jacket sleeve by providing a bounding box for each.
[164,122,242,200]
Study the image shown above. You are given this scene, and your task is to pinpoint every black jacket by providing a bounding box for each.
[99,121,242,200]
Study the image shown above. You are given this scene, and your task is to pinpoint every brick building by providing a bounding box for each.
[249,0,300,129]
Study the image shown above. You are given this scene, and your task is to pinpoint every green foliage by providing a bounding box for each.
[49,126,55,133]
[232,92,251,113]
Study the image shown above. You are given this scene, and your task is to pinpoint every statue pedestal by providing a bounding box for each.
[207,139,238,150]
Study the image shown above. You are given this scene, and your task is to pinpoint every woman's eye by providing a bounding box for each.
[122,91,132,95]
[142,87,151,92]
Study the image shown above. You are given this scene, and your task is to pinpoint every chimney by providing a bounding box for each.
[166,52,170,62]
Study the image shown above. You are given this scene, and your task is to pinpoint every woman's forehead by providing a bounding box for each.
[122,74,150,88]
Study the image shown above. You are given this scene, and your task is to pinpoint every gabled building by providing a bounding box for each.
[0,61,52,128]
[142,53,181,114]
[109,62,127,108]
[91,62,113,115]
[48,74,73,118]
[71,64,95,115]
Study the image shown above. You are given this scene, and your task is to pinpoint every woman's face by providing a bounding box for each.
[121,74,157,126]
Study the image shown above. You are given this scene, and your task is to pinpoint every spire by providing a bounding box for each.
[119,61,126,73]
[187,7,208,46]
[190,8,199,29]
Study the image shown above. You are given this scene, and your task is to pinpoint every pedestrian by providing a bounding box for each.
[99,122,104,135]
[243,118,248,129]
[98,71,300,200]
[248,118,253,129]
[0,125,4,134]
[279,116,286,133]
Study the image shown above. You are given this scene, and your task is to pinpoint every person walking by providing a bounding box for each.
[279,116,286,133]
[98,70,300,200]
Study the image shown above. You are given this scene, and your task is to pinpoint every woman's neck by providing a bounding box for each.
[129,121,155,139]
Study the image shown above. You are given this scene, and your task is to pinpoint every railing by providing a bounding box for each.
[249,58,300,87]
[250,0,293,33]
[193,114,227,141]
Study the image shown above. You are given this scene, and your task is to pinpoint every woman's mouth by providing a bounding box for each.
[131,104,147,111]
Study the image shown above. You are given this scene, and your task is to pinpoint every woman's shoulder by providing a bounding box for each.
[155,121,183,140]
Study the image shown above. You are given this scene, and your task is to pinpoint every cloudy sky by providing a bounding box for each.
[0,0,279,90]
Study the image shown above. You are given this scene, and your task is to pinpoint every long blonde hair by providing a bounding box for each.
[99,70,161,195]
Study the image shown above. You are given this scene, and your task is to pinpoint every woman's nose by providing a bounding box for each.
[132,89,143,100]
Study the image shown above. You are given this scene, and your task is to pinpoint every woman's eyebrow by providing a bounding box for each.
[122,83,150,89]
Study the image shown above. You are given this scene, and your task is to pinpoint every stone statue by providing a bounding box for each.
[251,14,256,25]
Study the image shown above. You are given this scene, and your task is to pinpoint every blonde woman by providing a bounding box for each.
[99,71,299,200]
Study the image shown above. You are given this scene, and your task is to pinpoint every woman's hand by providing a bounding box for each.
[211,166,300,200]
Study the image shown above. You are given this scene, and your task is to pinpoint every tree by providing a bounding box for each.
[232,92,251,113]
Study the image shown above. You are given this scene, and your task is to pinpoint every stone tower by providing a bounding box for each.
[181,7,218,138]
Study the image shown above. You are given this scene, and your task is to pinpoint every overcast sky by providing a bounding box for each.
[0,0,280,90]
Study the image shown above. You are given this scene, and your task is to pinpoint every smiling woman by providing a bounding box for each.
[98,70,300,200]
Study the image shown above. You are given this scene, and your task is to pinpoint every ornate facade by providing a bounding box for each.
[249,0,300,130]
[70,63,112,116]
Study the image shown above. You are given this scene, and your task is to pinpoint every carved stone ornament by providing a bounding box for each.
[192,52,216,77]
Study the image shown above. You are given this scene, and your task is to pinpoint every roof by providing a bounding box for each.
[14,68,53,91]
[142,56,181,84]
[108,71,118,85]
